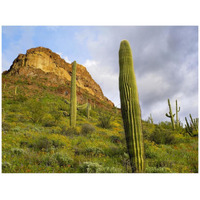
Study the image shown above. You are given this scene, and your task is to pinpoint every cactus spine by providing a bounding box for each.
[70,61,77,127]
[119,40,144,173]
[166,99,175,129]
[176,100,180,128]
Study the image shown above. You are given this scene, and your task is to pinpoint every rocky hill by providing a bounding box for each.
[3,47,114,107]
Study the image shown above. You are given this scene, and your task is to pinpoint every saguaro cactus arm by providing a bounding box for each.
[119,40,145,173]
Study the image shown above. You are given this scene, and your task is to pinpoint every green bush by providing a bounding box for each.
[54,152,73,167]
[40,154,57,166]
[81,123,95,135]
[64,127,79,136]
[32,137,53,151]
[2,161,12,171]
[15,94,28,102]
[11,148,25,155]
[104,146,125,157]
[28,136,64,152]
[98,111,113,129]
[98,167,122,173]
[150,127,177,145]
[24,99,46,123]
[144,142,158,159]
[84,146,104,156]
[2,122,11,132]
[79,162,102,173]
[79,162,122,173]
[145,167,171,173]
[42,114,56,127]
[110,135,121,144]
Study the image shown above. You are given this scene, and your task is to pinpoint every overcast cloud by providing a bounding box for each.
[78,26,198,124]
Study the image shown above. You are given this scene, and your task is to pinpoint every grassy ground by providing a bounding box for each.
[2,75,198,173]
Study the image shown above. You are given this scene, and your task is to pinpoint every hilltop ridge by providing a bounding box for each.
[3,47,114,107]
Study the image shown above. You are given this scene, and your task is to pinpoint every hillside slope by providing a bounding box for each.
[1,47,198,173]
[3,47,114,108]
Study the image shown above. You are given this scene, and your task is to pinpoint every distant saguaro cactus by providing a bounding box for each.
[166,99,175,129]
[185,114,198,137]
[15,86,18,95]
[148,113,154,124]
[87,103,91,119]
[119,40,145,173]
[176,100,180,128]
[70,61,77,127]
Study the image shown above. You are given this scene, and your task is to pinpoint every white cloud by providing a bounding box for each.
[79,27,198,124]
[84,59,119,106]
[64,56,71,64]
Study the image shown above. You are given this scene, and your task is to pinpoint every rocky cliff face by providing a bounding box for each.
[4,47,114,107]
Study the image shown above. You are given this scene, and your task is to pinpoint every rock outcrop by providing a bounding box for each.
[4,47,114,107]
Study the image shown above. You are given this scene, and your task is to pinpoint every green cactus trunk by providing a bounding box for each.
[87,103,91,119]
[166,99,175,129]
[15,86,18,95]
[70,61,77,127]
[119,40,145,173]
[176,100,180,128]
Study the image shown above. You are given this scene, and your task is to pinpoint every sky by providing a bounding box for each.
[2,26,198,124]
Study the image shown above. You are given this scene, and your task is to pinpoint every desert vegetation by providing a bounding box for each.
[1,41,198,173]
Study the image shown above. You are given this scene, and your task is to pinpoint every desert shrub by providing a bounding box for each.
[79,162,122,173]
[64,127,79,136]
[2,122,11,132]
[2,162,11,170]
[104,146,125,157]
[79,162,102,173]
[20,140,29,147]
[144,143,158,159]
[24,99,46,123]
[15,94,28,102]
[150,127,177,145]
[41,154,57,166]
[99,131,107,136]
[120,152,131,172]
[53,152,73,167]
[51,139,65,148]
[89,109,97,118]
[32,137,53,151]
[98,167,122,173]
[11,148,25,155]
[81,123,95,135]
[98,111,112,129]
[42,114,56,127]
[84,147,104,156]
[158,121,173,129]
[110,135,121,144]
[143,128,154,140]
[145,167,171,173]
[48,105,62,123]
[50,126,62,134]
[8,104,20,112]
[28,136,64,152]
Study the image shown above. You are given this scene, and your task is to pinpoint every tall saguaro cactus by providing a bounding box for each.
[166,99,175,129]
[70,61,77,127]
[119,40,145,173]
[176,100,180,128]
